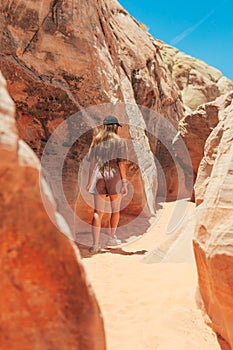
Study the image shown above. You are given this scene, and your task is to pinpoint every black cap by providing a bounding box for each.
[103,115,122,127]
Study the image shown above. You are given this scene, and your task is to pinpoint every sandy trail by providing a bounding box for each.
[83,201,221,350]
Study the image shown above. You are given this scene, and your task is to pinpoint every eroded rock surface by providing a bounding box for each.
[0,0,232,226]
[161,45,233,113]
[194,91,233,204]
[193,91,233,349]
[0,0,187,216]
[174,99,220,183]
[0,71,106,350]
[143,91,233,349]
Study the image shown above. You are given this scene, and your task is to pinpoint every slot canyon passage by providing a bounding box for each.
[1,0,233,349]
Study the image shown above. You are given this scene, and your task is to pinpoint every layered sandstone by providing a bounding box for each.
[0,71,106,349]
[193,91,233,349]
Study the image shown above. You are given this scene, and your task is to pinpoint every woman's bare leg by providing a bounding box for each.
[91,194,106,246]
[109,194,122,238]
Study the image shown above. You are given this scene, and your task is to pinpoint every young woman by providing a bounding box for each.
[86,115,128,253]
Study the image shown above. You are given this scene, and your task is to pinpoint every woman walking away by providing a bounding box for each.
[86,115,128,253]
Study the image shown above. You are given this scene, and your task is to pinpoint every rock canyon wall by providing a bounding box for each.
[1,1,233,347]
[193,92,233,349]
[144,91,233,347]
[2,0,232,225]
[0,71,106,349]
[0,0,158,229]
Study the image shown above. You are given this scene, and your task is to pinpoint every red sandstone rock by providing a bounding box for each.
[164,46,233,193]
[0,0,232,219]
[161,44,233,113]
[174,99,220,183]
[0,71,106,350]
[194,91,233,204]
[193,91,233,349]
[0,0,185,212]
[1,1,233,346]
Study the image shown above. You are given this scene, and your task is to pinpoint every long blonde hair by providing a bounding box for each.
[89,124,121,168]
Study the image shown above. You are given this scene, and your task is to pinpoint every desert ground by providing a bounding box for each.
[83,200,221,350]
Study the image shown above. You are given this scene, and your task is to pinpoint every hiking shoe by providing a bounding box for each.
[106,235,122,247]
[89,245,101,253]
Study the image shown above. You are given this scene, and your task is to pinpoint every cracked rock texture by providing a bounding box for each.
[193,91,233,349]
[0,71,106,350]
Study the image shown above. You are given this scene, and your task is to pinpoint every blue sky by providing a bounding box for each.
[119,0,233,80]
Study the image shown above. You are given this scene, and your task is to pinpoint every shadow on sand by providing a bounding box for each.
[77,243,147,259]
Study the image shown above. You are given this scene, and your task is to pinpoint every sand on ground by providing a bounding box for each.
[83,201,221,350]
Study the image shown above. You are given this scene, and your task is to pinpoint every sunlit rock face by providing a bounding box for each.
[0,0,184,215]
[193,91,233,349]
[0,0,232,225]
[161,45,233,113]
[0,71,106,350]
[162,45,233,192]
[174,97,220,185]
[2,1,233,346]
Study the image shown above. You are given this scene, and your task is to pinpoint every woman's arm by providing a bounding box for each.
[118,161,128,195]
[86,160,96,191]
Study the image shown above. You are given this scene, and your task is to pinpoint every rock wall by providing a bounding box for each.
[2,0,233,346]
[174,98,220,183]
[142,90,233,347]
[0,0,233,225]
[0,71,106,349]
[0,0,187,217]
[163,45,233,191]
[143,90,233,348]
[161,44,233,113]
[193,91,233,349]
